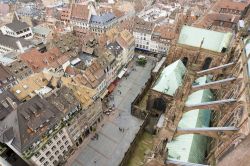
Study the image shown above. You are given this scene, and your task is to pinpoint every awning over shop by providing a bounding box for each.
[100,90,108,99]
[118,68,127,78]
[108,83,116,93]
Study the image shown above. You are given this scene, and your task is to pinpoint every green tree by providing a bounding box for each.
[137,58,147,66]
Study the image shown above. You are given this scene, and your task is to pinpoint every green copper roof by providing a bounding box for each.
[167,76,214,164]
[178,26,232,52]
[152,60,186,96]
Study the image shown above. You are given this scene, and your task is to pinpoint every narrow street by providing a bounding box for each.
[66,57,155,166]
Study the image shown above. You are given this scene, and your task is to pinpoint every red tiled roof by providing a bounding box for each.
[112,8,125,18]
[50,55,69,68]
[71,4,89,21]
[83,60,105,89]
[116,36,128,49]
[153,25,176,40]
[212,0,248,12]
[20,48,69,72]
[193,11,240,29]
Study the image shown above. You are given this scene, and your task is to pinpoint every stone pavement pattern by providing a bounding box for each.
[69,58,155,166]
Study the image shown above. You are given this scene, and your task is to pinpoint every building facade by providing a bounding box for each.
[0,14,33,40]
[69,3,118,36]
[133,17,175,54]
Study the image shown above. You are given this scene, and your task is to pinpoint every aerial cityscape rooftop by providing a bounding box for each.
[0,0,249,166]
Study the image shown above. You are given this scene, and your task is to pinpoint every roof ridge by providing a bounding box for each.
[13,12,20,22]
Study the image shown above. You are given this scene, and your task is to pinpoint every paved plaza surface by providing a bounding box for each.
[67,57,155,166]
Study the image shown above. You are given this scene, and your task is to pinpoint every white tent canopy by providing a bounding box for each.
[118,68,127,78]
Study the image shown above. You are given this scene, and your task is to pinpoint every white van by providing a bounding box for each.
[138,55,146,59]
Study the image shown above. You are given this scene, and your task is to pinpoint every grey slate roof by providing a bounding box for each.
[0,32,32,50]
[0,127,14,143]
[46,86,80,115]
[6,59,33,80]
[0,90,20,121]
[90,13,116,25]
[0,64,14,90]
[0,63,11,81]
[107,41,123,57]
[79,53,94,64]
[0,96,63,153]
[5,14,30,32]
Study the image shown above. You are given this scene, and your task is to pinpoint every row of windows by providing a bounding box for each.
[39,145,71,166]
[220,8,241,15]
[39,158,58,166]
[6,30,15,36]
[17,28,30,35]
[35,144,69,162]
[136,44,149,50]
[136,39,149,44]
[72,20,113,30]
[92,28,104,33]
[38,131,68,157]
[136,42,166,51]
[0,45,11,52]
[21,33,32,38]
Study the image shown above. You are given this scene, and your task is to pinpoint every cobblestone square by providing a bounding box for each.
[68,57,155,166]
